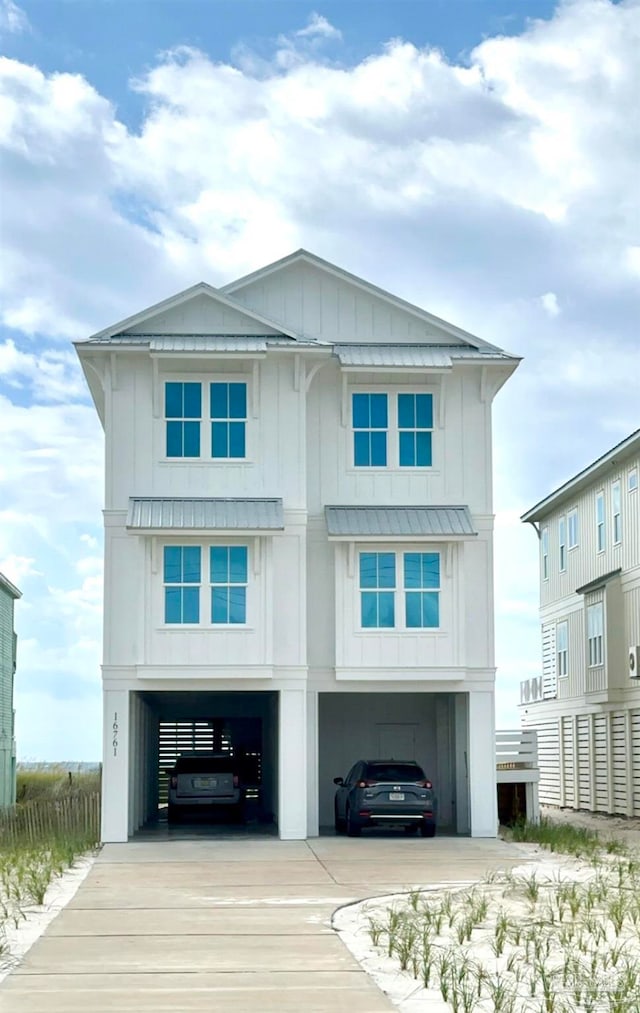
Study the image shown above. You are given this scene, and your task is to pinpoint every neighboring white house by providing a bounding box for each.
[520,429,640,815]
[75,249,520,842]
[0,571,21,808]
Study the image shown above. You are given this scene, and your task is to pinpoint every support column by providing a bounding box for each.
[454,694,470,834]
[468,690,497,837]
[278,687,307,839]
[306,690,319,837]
[102,688,130,843]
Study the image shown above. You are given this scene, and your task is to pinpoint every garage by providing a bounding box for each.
[317,691,470,834]
[127,690,279,835]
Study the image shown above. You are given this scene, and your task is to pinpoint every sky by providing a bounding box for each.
[0,0,638,761]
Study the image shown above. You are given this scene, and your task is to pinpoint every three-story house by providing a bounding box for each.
[76,250,519,841]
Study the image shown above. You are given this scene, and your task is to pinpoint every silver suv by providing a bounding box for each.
[334,760,437,837]
[168,754,242,823]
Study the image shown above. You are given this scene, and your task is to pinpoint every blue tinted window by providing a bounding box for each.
[183,384,201,418]
[370,394,388,428]
[163,547,201,624]
[210,383,247,458]
[406,592,439,628]
[398,393,433,468]
[229,422,245,458]
[210,546,248,624]
[354,431,370,467]
[229,547,248,584]
[404,553,439,628]
[182,587,200,624]
[370,431,387,466]
[165,383,201,457]
[165,383,183,418]
[352,394,370,429]
[183,422,200,457]
[352,393,388,467]
[415,394,433,429]
[228,383,247,419]
[165,587,182,624]
[359,553,396,628]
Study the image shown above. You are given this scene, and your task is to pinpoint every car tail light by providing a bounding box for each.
[170,776,177,789]
[423,811,433,817]
[357,780,374,788]
[233,775,239,788]
[419,780,433,789]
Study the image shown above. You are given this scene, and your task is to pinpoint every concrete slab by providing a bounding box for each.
[84,861,335,886]
[45,906,336,936]
[0,971,392,1012]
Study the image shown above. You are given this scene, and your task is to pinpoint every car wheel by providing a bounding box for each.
[346,807,361,837]
[421,822,436,838]
[334,802,346,834]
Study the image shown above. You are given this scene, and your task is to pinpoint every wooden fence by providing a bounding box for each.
[496,729,538,771]
[0,792,100,847]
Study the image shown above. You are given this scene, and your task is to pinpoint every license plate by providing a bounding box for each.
[194,777,216,789]
[389,792,405,801]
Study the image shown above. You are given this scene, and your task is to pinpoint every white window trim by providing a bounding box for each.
[556,620,568,678]
[567,508,579,550]
[541,526,549,581]
[629,468,638,493]
[611,479,622,545]
[160,373,253,464]
[160,539,253,630]
[348,383,438,472]
[587,601,604,668]
[355,546,443,632]
[596,491,605,554]
[558,514,567,573]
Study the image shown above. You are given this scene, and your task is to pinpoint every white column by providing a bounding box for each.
[102,688,130,843]
[454,694,470,835]
[278,687,307,839]
[468,690,498,837]
[306,690,319,837]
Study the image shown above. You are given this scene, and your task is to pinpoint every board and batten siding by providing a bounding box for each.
[0,586,17,807]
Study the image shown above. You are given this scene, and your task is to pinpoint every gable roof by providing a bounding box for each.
[80,282,302,344]
[0,572,22,600]
[222,248,512,354]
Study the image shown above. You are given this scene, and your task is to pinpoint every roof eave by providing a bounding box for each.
[0,573,22,599]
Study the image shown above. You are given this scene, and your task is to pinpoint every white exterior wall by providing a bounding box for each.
[522,438,640,815]
[81,257,514,841]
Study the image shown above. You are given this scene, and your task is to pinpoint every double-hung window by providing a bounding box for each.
[567,509,578,550]
[165,382,201,458]
[352,394,388,467]
[557,620,568,677]
[164,546,201,623]
[211,382,247,459]
[398,394,433,466]
[596,492,605,552]
[359,552,395,627]
[404,553,440,628]
[210,546,248,624]
[541,527,549,580]
[629,469,638,493]
[612,480,621,544]
[558,515,567,573]
[587,602,604,667]
[359,551,441,630]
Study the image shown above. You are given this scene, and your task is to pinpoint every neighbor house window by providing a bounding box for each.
[568,509,579,550]
[629,468,638,493]
[558,515,567,572]
[398,393,433,467]
[404,552,440,628]
[210,546,248,624]
[596,492,605,552]
[557,620,568,677]
[164,546,201,624]
[359,552,395,627]
[587,602,604,667]
[210,382,247,459]
[165,382,201,458]
[352,393,388,467]
[612,480,621,544]
[541,527,549,580]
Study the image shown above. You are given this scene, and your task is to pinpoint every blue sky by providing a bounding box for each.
[0,0,638,760]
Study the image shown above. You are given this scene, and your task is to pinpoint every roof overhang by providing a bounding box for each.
[0,572,21,599]
[325,505,477,541]
[126,497,284,533]
[576,569,622,596]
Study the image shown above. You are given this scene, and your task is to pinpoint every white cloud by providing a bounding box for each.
[0,0,28,36]
[540,291,560,317]
[295,13,342,41]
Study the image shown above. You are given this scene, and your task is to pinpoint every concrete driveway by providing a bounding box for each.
[0,835,532,1012]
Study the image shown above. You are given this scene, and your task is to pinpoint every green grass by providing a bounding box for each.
[16,764,101,802]
[506,817,603,857]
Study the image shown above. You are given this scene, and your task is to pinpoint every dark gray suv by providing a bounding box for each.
[334,760,437,837]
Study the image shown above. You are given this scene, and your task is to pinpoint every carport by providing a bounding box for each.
[127,691,279,835]
[317,691,470,834]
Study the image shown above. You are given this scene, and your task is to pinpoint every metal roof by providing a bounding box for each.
[0,572,21,599]
[334,345,453,368]
[126,498,284,531]
[325,505,477,538]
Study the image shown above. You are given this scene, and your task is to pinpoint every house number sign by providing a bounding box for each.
[112,712,119,756]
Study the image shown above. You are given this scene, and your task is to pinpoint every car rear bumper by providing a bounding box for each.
[357,806,436,826]
[169,792,242,807]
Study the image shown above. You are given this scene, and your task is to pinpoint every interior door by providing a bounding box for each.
[377,723,418,761]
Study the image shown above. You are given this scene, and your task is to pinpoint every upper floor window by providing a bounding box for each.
[541,527,549,580]
[164,546,201,624]
[558,515,567,572]
[352,391,434,469]
[164,381,248,460]
[210,546,247,624]
[352,393,388,467]
[629,468,638,493]
[557,620,568,677]
[587,602,604,667]
[359,550,440,630]
[596,492,605,553]
[612,480,621,544]
[211,383,247,459]
[165,382,201,458]
[567,509,579,550]
[398,394,433,467]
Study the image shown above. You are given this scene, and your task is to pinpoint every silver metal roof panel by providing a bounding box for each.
[334,345,453,368]
[127,497,284,531]
[325,505,477,538]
